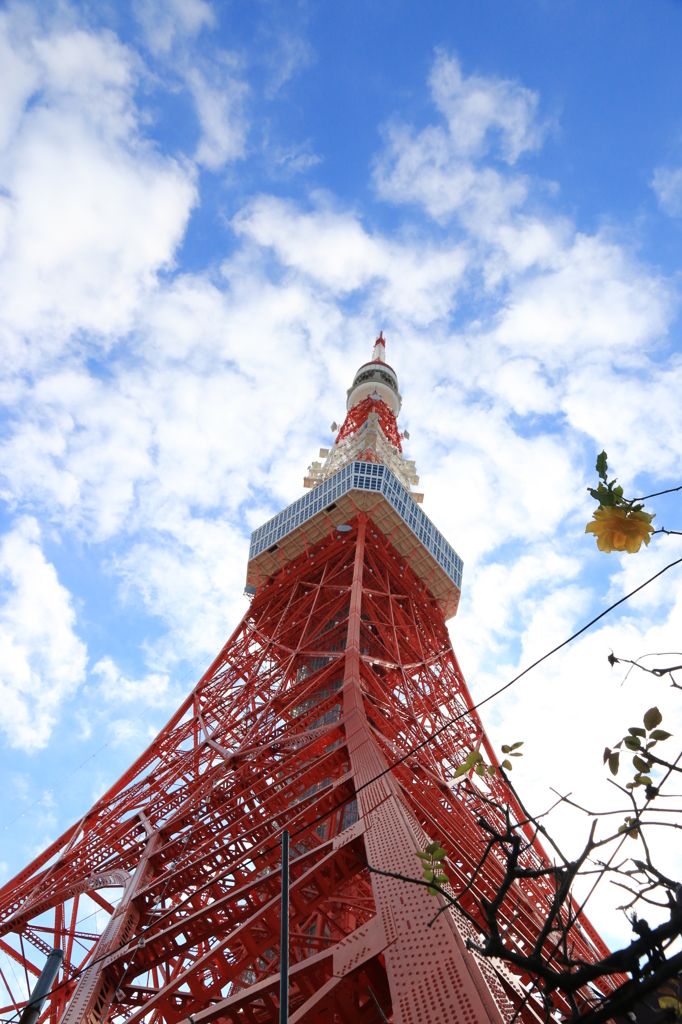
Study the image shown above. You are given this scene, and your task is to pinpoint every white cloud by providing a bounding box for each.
[270,143,322,177]
[92,656,170,704]
[429,50,545,163]
[0,13,197,366]
[264,33,312,98]
[0,518,87,751]
[0,9,40,152]
[233,195,469,323]
[133,0,215,56]
[375,120,528,226]
[0,368,156,538]
[561,360,682,483]
[454,548,581,662]
[493,232,672,357]
[373,52,545,227]
[186,62,248,170]
[652,165,682,217]
[115,521,248,669]
[132,0,248,171]
[603,532,682,612]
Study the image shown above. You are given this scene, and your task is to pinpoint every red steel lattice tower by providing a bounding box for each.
[0,336,613,1024]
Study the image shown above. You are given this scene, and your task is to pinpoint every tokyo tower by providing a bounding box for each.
[0,336,611,1024]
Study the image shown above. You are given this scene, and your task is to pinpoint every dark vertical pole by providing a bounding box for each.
[20,949,63,1024]
[279,830,289,1024]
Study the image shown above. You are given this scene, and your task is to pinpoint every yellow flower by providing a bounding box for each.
[585,506,655,553]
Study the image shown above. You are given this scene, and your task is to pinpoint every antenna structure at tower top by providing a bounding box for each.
[303,333,418,498]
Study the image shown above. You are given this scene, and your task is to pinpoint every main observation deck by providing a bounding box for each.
[247,460,463,620]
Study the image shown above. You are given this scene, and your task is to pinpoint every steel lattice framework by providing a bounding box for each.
[0,341,614,1024]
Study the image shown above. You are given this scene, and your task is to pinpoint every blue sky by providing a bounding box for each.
[1,0,682,949]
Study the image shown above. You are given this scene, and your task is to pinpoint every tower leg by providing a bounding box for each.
[61,838,157,1024]
[344,517,511,1024]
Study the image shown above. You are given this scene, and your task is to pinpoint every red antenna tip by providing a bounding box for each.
[373,331,386,361]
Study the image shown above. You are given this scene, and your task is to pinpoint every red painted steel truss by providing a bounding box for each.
[0,514,613,1024]
[335,396,403,451]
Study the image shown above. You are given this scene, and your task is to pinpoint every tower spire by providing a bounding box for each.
[372,330,386,363]
[304,332,422,497]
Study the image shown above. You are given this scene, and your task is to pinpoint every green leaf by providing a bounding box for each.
[623,736,641,751]
[509,741,524,750]
[423,869,434,881]
[596,451,608,480]
[632,756,649,772]
[436,873,449,884]
[475,763,486,776]
[415,851,430,861]
[628,727,646,738]
[634,774,653,786]
[643,707,663,731]
[426,841,440,855]
[433,848,447,861]
[427,885,438,896]
[501,759,513,771]
[457,750,483,772]
[608,752,620,776]
[487,765,496,776]
[649,729,672,742]
[618,818,639,838]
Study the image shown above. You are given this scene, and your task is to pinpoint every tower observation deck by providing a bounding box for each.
[0,336,611,1024]
[247,334,462,620]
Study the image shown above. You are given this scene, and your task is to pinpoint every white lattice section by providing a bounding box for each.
[309,413,417,494]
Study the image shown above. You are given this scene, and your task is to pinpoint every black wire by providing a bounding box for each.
[3,554,681,1022]
[352,554,682,792]
[631,483,682,502]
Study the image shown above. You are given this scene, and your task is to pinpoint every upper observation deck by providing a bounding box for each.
[246,334,464,620]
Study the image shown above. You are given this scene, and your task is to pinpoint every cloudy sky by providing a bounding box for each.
[1,0,682,949]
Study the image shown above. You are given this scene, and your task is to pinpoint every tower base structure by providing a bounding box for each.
[0,340,613,1024]
[0,511,610,1024]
